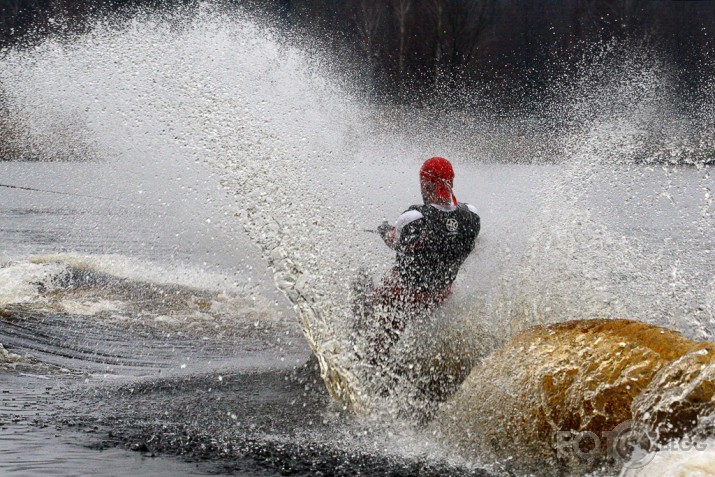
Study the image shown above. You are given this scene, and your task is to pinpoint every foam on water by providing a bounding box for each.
[0,259,66,307]
[0,252,303,377]
[0,253,290,336]
[621,438,715,477]
[0,342,27,368]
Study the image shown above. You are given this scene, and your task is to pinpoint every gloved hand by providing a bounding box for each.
[377,220,394,241]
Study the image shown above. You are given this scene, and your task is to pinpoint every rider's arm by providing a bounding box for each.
[377,221,397,249]
[465,203,480,239]
[378,208,425,251]
[394,209,424,252]
[463,203,481,253]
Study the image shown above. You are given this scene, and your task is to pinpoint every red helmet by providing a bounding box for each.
[419,156,457,205]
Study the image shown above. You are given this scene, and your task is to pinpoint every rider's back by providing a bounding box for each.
[394,203,480,293]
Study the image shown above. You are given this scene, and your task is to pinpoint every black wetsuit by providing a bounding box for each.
[393,202,481,294]
[360,201,481,364]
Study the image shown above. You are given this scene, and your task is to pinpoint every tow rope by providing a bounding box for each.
[0,182,120,202]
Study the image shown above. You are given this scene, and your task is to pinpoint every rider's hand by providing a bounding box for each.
[377,220,394,240]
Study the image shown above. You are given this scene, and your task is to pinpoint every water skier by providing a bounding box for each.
[356,156,481,362]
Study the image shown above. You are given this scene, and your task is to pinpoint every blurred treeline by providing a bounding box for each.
[1,0,167,38]
[263,0,715,103]
[2,0,714,103]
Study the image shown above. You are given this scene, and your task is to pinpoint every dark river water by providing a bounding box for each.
[0,160,496,476]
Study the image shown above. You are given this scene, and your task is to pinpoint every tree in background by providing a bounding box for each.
[353,0,384,83]
[393,0,410,98]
